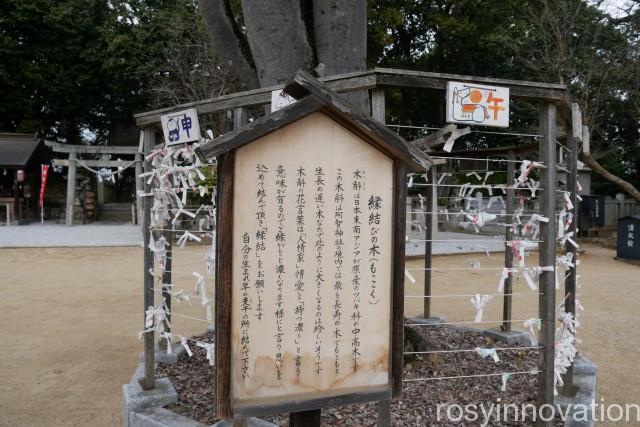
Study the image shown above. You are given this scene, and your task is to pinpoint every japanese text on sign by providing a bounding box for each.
[446,81,510,128]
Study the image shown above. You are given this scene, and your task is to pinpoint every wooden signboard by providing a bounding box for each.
[446,81,510,128]
[198,72,429,419]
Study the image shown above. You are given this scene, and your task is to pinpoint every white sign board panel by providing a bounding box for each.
[446,81,510,128]
[160,108,200,146]
[231,112,393,408]
[270,89,296,112]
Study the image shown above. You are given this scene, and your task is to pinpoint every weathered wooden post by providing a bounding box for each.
[65,152,77,226]
[423,166,436,319]
[160,230,172,349]
[135,152,143,225]
[537,102,557,424]
[502,149,515,331]
[561,124,579,396]
[139,127,156,390]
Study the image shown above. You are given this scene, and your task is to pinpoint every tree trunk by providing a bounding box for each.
[199,0,259,89]
[580,152,640,203]
[240,0,315,87]
[312,0,369,110]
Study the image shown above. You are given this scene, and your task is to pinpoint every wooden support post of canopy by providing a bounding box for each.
[139,128,156,390]
[502,150,516,331]
[562,130,579,396]
[537,102,557,425]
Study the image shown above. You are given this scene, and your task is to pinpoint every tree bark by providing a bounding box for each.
[580,152,640,203]
[240,0,315,87]
[199,0,259,89]
[313,0,368,110]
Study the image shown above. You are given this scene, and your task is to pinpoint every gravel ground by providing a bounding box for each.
[158,327,562,426]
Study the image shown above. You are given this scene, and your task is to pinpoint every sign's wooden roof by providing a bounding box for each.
[197,71,430,172]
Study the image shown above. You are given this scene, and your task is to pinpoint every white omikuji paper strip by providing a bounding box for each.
[521,265,555,290]
[443,127,471,152]
[197,342,215,366]
[523,318,542,346]
[516,160,536,186]
[173,289,191,305]
[177,230,202,248]
[181,336,193,357]
[404,269,417,284]
[564,192,574,211]
[475,347,500,363]
[470,294,493,323]
[497,267,515,292]
[501,373,511,391]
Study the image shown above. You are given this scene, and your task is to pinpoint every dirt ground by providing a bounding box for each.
[0,243,638,426]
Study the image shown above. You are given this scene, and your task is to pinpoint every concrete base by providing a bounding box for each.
[124,347,276,427]
[131,408,207,427]
[555,355,598,427]
[122,377,178,427]
[408,316,446,325]
[482,328,533,345]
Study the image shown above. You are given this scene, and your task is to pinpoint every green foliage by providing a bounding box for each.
[368,0,639,194]
[0,0,198,142]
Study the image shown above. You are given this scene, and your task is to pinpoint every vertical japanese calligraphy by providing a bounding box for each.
[231,112,393,405]
[313,167,326,375]
[274,165,287,379]
[351,169,363,370]
[240,232,252,379]
[294,167,307,376]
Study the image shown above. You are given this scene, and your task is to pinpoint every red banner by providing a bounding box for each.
[39,164,49,209]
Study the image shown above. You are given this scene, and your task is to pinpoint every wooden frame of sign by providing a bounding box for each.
[197,71,430,419]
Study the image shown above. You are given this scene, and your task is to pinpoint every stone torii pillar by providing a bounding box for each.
[65,152,77,226]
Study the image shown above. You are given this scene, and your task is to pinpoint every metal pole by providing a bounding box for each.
[562,130,578,396]
[537,102,557,424]
[502,150,515,331]
[139,128,156,390]
[65,152,77,226]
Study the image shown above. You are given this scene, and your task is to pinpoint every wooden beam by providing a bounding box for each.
[136,68,571,128]
[135,70,377,127]
[45,140,139,154]
[52,159,137,168]
[537,102,557,422]
[374,68,568,101]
